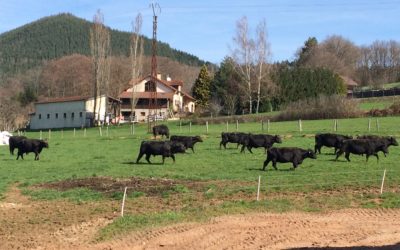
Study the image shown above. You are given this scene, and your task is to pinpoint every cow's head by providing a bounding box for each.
[389,137,398,146]
[307,149,317,159]
[41,139,49,148]
[194,136,203,142]
[274,135,282,144]
[171,142,186,153]
[344,135,353,140]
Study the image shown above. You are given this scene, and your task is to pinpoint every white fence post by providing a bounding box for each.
[368,118,371,132]
[179,120,182,133]
[40,130,42,140]
[380,169,387,195]
[376,118,380,132]
[84,128,86,137]
[189,122,192,133]
[99,127,102,137]
[73,128,76,137]
[121,187,128,217]
[298,119,302,132]
[236,120,239,131]
[48,129,51,140]
[226,121,229,132]
[206,121,209,134]
[256,176,261,201]
[261,120,264,131]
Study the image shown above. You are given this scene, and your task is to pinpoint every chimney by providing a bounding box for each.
[157,73,162,80]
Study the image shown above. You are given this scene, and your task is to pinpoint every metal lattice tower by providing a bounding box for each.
[148,2,161,132]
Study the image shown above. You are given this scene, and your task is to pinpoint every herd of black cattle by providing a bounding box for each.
[6,124,399,170]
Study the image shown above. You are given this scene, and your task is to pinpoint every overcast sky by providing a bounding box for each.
[0,0,399,64]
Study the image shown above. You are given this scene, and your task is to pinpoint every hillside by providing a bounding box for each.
[0,13,206,76]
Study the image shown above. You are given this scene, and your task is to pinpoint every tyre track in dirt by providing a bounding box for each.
[92,209,400,250]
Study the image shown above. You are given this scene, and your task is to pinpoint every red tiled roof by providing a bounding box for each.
[181,91,195,100]
[36,96,90,104]
[119,91,174,99]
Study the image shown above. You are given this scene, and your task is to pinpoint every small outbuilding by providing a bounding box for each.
[29,95,120,130]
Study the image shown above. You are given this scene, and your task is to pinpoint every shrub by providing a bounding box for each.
[276,95,362,121]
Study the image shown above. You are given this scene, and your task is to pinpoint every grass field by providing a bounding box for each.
[1,117,400,239]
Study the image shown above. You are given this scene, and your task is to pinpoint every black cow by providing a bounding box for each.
[9,135,27,155]
[152,124,170,139]
[240,134,282,153]
[220,132,249,149]
[136,140,186,164]
[170,135,203,153]
[335,139,390,162]
[314,133,353,154]
[263,147,316,170]
[356,135,398,156]
[16,139,49,160]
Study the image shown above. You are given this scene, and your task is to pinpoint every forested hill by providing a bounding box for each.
[0,13,206,75]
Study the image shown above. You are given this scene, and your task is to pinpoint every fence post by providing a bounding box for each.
[121,187,128,217]
[99,127,102,137]
[236,120,239,131]
[256,176,261,201]
[376,118,380,132]
[61,129,64,139]
[333,119,338,131]
[48,129,51,140]
[189,122,192,133]
[73,128,76,137]
[179,120,182,133]
[226,121,229,132]
[39,130,42,140]
[298,119,302,132]
[206,121,209,134]
[84,128,86,137]
[380,169,387,195]
[261,120,264,131]
[267,119,270,132]
[106,126,109,137]
[368,118,371,132]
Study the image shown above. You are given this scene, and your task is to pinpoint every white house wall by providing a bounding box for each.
[85,96,108,121]
[30,101,88,130]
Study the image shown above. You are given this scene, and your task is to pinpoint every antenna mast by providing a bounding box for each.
[148,2,161,132]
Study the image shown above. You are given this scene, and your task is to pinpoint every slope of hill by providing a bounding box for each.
[0,13,206,75]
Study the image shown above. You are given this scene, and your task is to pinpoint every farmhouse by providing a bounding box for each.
[119,74,195,122]
[29,95,120,130]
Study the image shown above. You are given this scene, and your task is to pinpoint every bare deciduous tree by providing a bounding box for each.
[130,13,144,122]
[90,9,111,126]
[254,19,271,114]
[232,16,254,114]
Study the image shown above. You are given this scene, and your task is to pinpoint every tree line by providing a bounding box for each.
[192,17,400,116]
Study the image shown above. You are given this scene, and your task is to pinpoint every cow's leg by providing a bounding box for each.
[191,147,195,153]
[272,160,278,170]
[292,162,298,169]
[171,154,176,163]
[136,152,144,163]
[262,158,271,171]
[162,155,165,164]
[240,144,245,153]
[345,152,351,162]
[145,154,151,164]
[374,153,379,162]
[247,146,253,154]
[335,149,343,161]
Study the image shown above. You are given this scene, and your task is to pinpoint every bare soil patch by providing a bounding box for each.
[1,179,400,249]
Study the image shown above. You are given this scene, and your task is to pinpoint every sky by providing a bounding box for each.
[0,0,399,64]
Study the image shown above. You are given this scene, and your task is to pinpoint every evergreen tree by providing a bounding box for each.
[192,65,211,109]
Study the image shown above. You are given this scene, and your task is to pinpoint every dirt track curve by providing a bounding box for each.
[1,185,400,249]
[92,209,400,250]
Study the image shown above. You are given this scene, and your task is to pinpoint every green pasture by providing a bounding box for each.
[2,117,400,238]
[1,117,400,194]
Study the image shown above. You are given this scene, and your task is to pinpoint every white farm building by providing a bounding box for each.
[29,95,120,130]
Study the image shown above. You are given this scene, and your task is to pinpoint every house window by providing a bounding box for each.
[47,114,50,119]
[55,113,58,119]
[145,81,155,92]
[71,112,75,119]
[38,114,42,119]
[141,112,146,116]
[64,113,67,119]
[79,112,83,118]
